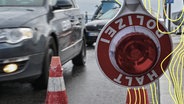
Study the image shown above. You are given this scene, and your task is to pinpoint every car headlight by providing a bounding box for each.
[0,28,33,44]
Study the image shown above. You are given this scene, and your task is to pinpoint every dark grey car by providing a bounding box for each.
[85,7,120,46]
[0,0,86,89]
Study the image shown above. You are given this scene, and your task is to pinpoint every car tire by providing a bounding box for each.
[72,39,86,66]
[32,36,57,90]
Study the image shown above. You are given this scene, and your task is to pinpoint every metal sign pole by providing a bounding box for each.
[164,2,167,24]
[168,3,172,31]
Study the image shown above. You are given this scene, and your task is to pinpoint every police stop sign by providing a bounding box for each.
[96,13,172,87]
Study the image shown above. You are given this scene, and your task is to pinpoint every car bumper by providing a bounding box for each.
[0,53,44,82]
[0,38,46,82]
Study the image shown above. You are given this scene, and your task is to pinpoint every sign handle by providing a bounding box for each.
[118,0,151,16]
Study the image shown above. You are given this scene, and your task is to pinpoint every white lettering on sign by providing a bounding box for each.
[100,38,110,44]
[147,19,156,29]
[113,70,159,86]
[114,74,123,84]
[105,26,117,38]
[128,16,133,25]
[137,15,144,25]
[136,76,144,85]
[126,77,133,86]
[115,18,126,30]
[147,70,158,81]
[156,30,164,38]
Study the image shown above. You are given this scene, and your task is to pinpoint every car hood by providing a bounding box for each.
[0,7,47,28]
[85,19,109,32]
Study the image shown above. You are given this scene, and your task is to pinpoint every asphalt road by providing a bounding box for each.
[0,46,127,104]
[64,47,126,104]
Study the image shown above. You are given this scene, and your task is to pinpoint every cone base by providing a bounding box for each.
[45,91,68,104]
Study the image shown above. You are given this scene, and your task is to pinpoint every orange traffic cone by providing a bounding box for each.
[45,56,68,104]
[126,88,149,104]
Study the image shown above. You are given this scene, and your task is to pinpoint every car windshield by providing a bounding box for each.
[100,1,120,15]
[92,1,120,20]
[98,8,119,20]
[0,0,44,6]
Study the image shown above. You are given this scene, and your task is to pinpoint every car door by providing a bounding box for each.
[52,0,83,64]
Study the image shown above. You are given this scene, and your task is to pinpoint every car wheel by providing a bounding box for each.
[72,39,86,66]
[32,37,57,90]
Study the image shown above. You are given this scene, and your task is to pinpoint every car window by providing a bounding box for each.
[98,8,119,20]
[55,0,74,9]
[69,0,76,8]
[0,0,44,6]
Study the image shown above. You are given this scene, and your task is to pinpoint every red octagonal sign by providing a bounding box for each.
[96,13,172,87]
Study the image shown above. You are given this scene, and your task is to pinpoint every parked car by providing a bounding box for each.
[0,0,86,89]
[85,7,120,46]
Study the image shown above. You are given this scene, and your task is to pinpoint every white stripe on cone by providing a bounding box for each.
[47,77,66,92]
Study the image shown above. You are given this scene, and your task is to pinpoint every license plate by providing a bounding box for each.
[88,32,98,36]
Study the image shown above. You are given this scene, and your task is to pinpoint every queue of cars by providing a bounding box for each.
[0,0,120,89]
[0,0,86,89]
[1,0,180,90]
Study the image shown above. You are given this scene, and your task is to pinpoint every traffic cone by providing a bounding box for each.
[126,88,149,104]
[45,56,68,104]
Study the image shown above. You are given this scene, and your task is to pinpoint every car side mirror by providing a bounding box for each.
[53,0,72,10]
